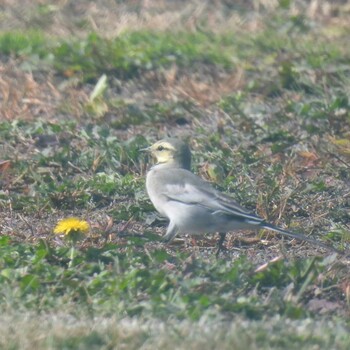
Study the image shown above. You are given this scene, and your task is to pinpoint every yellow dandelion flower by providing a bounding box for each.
[54,217,89,236]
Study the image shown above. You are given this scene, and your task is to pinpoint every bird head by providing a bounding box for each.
[143,138,191,170]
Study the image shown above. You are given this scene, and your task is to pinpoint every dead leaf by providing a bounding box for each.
[0,160,11,173]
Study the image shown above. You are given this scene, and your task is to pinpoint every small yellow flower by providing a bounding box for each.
[54,217,89,236]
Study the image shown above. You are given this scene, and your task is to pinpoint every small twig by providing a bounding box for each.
[255,256,283,273]
[10,169,28,187]
[119,217,133,232]
[18,214,35,237]
[326,151,350,168]
[67,161,84,173]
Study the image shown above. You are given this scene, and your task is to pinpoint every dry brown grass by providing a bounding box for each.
[1,0,349,38]
[1,0,350,121]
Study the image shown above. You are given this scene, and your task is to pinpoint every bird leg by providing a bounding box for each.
[162,222,179,243]
[216,232,227,258]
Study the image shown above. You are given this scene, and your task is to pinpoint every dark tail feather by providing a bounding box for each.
[261,223,341,253]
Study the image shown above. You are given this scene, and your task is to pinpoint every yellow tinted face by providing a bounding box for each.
[149,140,176,164]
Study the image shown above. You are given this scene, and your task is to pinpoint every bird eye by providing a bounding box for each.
[157,145,164,151]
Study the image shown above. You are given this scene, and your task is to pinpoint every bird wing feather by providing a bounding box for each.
[160,176,263,224]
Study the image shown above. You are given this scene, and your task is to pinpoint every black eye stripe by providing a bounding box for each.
[157,145,165,151]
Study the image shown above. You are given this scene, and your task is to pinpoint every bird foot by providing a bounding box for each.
[215,233,227,258]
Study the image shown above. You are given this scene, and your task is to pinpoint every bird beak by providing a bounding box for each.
[140,146,151,153]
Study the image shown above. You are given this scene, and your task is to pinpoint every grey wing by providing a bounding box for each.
[210,189,265,224]
[161,181,264,225]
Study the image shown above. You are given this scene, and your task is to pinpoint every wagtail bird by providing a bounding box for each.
[143,138,337,255]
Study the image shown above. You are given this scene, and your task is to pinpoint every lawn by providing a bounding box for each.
[0,1,350,349]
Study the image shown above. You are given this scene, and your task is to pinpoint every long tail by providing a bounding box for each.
[261,223,341,253]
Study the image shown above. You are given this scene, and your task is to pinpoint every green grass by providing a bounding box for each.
[0,235,344,319]
[1,312,348,349]
[1,18,350,84]
[0,31,234,79]
[0,235,349,348]
[0,30,47,55]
